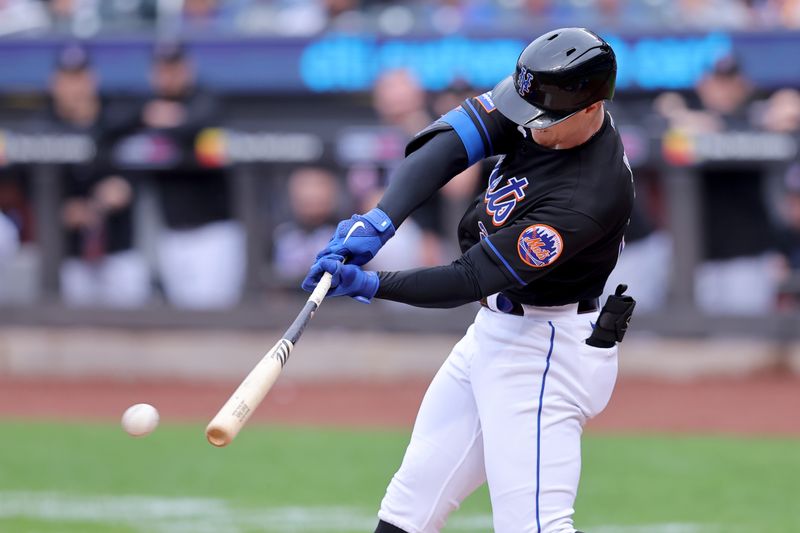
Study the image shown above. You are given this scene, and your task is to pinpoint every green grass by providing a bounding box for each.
[577,435,800,530]
[0,421,797,532]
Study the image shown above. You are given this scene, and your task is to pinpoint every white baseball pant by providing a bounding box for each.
[378,304,618,533]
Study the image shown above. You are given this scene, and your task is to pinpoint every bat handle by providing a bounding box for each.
[309,255,351,304]
[308,271,333,306]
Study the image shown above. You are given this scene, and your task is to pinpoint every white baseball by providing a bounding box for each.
[121,403,160,437]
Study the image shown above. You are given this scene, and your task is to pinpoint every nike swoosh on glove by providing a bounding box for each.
[301,255,380,304]
[316,208,395,266]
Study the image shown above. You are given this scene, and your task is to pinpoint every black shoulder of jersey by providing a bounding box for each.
[406,92,519,163]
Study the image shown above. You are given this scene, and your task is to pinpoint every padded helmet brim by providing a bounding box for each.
[492,75,578,129]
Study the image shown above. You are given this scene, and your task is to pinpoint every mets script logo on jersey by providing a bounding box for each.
[476,92,496,113]
[484,169,529,226]
[517,224,563,268]
[517,67,534,96]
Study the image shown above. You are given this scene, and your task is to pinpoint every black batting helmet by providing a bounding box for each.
[492,28,617,129]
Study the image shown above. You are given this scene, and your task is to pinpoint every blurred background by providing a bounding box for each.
[0,2,799,532]
[2,0,800,331]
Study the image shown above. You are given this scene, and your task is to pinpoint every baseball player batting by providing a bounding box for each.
[303,27,636,533]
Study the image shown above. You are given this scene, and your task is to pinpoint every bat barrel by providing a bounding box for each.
[204,272,332,447]
[204,338,293,447]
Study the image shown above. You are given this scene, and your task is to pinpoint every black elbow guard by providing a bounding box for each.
[405,120,453,156]
[586,284,636,348]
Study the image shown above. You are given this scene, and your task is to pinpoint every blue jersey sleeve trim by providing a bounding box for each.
[440,107,485,166]
[484,236,526,286]
[464,99,494,157]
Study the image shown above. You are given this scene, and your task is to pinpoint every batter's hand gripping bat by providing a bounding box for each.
[205,272,333,447]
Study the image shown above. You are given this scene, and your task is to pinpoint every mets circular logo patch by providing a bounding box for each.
[517,224,563,268]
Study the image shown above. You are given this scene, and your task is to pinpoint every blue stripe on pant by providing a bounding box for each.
[536,321,557,532]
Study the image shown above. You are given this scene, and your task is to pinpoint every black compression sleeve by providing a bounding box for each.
[375,244,514,308]
[377,130,469,227]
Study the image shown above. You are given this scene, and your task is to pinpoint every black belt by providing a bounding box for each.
[479,294,599,316]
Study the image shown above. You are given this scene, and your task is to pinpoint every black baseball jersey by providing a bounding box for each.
[453,92,633,306]
[377,91,634,308]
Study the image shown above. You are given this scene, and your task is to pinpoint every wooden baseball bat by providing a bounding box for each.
[205,272,333,447]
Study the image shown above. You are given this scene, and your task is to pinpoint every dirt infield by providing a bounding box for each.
[0,373,798,435]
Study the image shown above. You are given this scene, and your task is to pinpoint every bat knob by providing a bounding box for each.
[206,426,231,447]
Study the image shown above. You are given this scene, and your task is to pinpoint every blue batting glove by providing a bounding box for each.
[301,253,344,295]
[316,208,395,266]
[301,255,380,304]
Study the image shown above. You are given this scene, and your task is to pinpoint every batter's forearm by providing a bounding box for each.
[377,131,469,227]
[376,267,480,308]
[375,246,511,308]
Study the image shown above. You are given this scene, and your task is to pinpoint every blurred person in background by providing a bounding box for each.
[576,0,666,31]
[0,169,32,248]
[45,0,107,36]
[775,163,800,308]
[776,0,800,28]
[322,0,364,31]
[655,55,780,314]
[491,0,665,32]
[753,84,800,300]
[411,0,501,35]
[179,0,241,34]
[0,0,49,36]
[0,210,21,303]
[45,0,157,35]
[236,0,327,36]
[0,164,32,304]
[96,0,157,31]
[520,0,573,24]
[430,79,474,120]
[490,0,580,30]
[49,44,151,307]
[603,191,671,311]
[246,0,364,34]
[662,0,752,30]
[758,88,800,133]
[0,211,19,261]
[47,0,82,33]
[136,41,244,309]
[273,166,342,284]
[372,69,430,143]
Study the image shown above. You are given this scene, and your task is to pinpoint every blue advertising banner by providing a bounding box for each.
[0,31,796,94]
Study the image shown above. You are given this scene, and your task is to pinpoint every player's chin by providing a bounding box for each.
[532,132,556,146]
